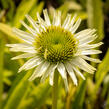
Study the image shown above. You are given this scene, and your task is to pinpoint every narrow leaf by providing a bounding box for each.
[87,0,104,41]
[0,35,4,109]
[72,80,87,109]
[13,0,37,28]
[95,49,109,92]
[3,71,32,109]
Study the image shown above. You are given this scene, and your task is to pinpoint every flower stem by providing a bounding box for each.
[52,70,59,109]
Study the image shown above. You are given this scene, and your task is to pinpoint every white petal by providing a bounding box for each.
[25,14,40,33]
[6,43,31,48]
[80,50,102,55]
[6,43,36,53]
[78,42,103,50]
[18,56,42,72]
[10,47,36,53]
[13,28,34,44]
[11,53,35,60]
[55,11,61,26]
[70,57,96,74]
[52,10,61,26]
[43,9,51,26]
[57,63,69,91]
[37,12,47,29]
[62,14,71,29]
[49,65,57,85]
[65,62,77,85]
[41,64,57,83]
[81,55,101,63]
[29,62,44,81]
[52,10,56,25]
[79,34,97,45]
[20,20,37,36]
[75,29,96,39]
[29,61,50,81]
[72,66,85,80]
[70,18,81,34]
[68,14,77,28]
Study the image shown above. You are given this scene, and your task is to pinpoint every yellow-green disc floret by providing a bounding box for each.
[35,26,78,63]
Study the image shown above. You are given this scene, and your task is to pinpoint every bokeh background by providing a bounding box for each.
[0,0,109,109]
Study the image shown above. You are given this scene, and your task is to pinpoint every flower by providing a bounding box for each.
[6,9,102,91]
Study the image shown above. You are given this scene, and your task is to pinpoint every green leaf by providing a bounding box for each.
[102,74,109,97]
[13,0,37,28]
[72,11,88,20]
[87,0,104,41]
[58,1,82,11]
[3,71,32,109]
[19,80,51,109]
[57,1,82,22]
[0,23,21,41]
[106,93,109,109]
[72,80,87,109]
[0,35,4,109]
[95,49,109,92]
[29,1,44,20]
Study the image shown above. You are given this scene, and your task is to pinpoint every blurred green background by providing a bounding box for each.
[0,0,109,109]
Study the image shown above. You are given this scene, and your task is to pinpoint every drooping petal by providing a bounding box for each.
[49,65,57,85]
[65,62,78,85]
[70,57,96,74]
[57,63,69,91]
[29,61,50,81]
[72,66,85,80]
[41,64,57,83]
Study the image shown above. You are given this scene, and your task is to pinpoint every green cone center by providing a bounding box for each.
[35,26,78,63]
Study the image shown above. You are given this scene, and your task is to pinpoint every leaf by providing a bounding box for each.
[87,0,104,41]
[58,1,82,11]
[72,11,88,20]
[0,23,21,41]
[19,80,51,109]
[29,1,44,20]
[3,70,13,86]
[0,35,4,109]
[72,80,87,109]
[106,93,109,109]
[57,1,82,22]
[95,49,109,92]
[13,0,37,28]
[102,74,109,97]
[3,71,32,109]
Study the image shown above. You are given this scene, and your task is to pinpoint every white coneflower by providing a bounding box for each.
[6,9,102,91]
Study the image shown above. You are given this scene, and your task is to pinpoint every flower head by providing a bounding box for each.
[7,9,102,91]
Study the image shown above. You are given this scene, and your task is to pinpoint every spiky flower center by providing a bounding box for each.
[35,26,78,63]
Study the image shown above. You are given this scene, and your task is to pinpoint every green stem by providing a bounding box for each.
[52,70,59,109]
